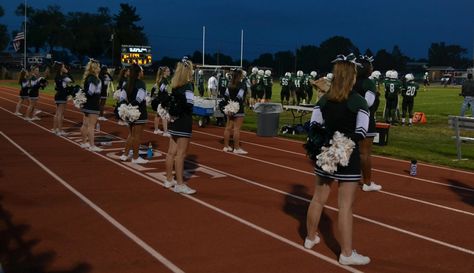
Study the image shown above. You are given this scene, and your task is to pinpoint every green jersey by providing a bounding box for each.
[402,82,419,99]
[280,76,290,87]
[384,79,402,100]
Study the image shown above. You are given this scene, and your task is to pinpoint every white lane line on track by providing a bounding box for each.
[2,95,474,216]
[0,130,185,273]
[0,107,362,272]
[1,105,473,258]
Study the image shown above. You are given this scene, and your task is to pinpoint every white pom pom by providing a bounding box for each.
[117,104,141,123]
[157,104,171,121]
[223,100,240,116]
[316,131,355,174]
[73,90,87,109]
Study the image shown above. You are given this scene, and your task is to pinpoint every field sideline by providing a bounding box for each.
[1,78,472,171]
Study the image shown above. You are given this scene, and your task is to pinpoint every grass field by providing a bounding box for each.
[2,75,473,171]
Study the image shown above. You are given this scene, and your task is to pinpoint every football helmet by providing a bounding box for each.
[265,70,271,76]
[258,70,264,76]
[326,73,334,81]
[310,71,317,77]
[198,70,203,75]
[371,70,381,79]
[391,70,398,79]
[297,70,303,77]
[285,72,291,77]
[242,70,247,77]
[252,67,258,73]
[405,73,415,81]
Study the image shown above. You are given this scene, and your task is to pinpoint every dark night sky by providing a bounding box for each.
[2,0,474,61]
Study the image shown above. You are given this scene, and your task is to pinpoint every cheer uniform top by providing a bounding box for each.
[224,82,246,118]
[54,75,73,104]
[29,76,43,100]
[19,79,30,99]
[354,78,379,137]
[310,91,369,181]
[151,78,170,106]
[169,83,194,138]
[81,75,102,115]
[127,80,148,125]
[100,73,112,99]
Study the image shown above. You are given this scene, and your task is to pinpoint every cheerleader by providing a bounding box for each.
[305,54,370,265]
[52,62,73,135]
[80,59,103,152]
[164,57,196,194]
[98,65,113,121]
[151,66,171,136]
[115,67,129,125]
[14,69,30,116]
[222,68,248,154]
[24,65,46,121]
[119,64,149,164]
[353,55,382,192]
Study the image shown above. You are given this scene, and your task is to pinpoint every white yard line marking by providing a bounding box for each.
[1,105,473,257]
[0,131,185,273]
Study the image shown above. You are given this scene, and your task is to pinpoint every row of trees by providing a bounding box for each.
[0,3,472,74]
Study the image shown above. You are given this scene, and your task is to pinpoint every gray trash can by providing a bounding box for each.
[253,103,283,137]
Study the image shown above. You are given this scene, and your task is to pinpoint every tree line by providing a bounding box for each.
[0,3,471,75]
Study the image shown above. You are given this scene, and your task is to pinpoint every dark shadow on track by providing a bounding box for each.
[448,179,474,206]
[283,184,341,256]
[0,196,92,273]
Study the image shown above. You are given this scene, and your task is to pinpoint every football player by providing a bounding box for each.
[383,70,402,125]
[423,72,430,91]
[293,70,306,105]
[197,69,205,97]
[255,69,265,102]
[280,72,291,104]
[249,67,258,107]
[401,73,419,126]
[263,70,273,102]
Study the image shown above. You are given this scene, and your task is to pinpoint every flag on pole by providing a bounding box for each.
[13,32,25,52]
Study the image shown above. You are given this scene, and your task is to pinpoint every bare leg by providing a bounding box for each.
[58,104,65,131]
[87,114,98,146]
[99,98,106,117]
[132,124,144,159]
[162,119,168,133]
[154,115,160,131]
[174,137,190,185]
[124,125,133,155]
[81,115,89,143]
[223,118,233,148]
[166,137,178,181]
[338,182,358,257]
[306,176,332,241]
[359,138,373,186]
[15,98,24,113]
[233,117,244,150]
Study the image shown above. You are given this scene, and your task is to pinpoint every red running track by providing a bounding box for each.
[0,85,473,273]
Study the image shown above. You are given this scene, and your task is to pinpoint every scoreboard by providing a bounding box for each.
[121,45,152,67]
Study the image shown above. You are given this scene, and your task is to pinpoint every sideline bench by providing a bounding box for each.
[282,105,313,124]
[448,115,474,160]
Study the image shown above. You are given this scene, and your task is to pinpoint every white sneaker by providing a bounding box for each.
[52,128,58,134]
[173,184,196,195]
[339,250,370,265]
[24,117,32,121]
[362,182,382,192]
[304,235,321,249]
[89,145,103,152]
[118,120,127,126]
[14,112,23,116]
[80,143,91,149]
[98,116,108,121]
[163,179,177,189]
[34,110,42,115]
[131,157,148,164]
[31,116,41,121]
[58,130,68,136]
[233,148,248,155]
[162,132,171,137]
[153,129,163,134]
[119,154,129,161]
[223,146,233,152]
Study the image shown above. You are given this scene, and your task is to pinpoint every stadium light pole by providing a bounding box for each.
[202,26,205,66]
[240,29,244,68]
[24,0,27,68]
